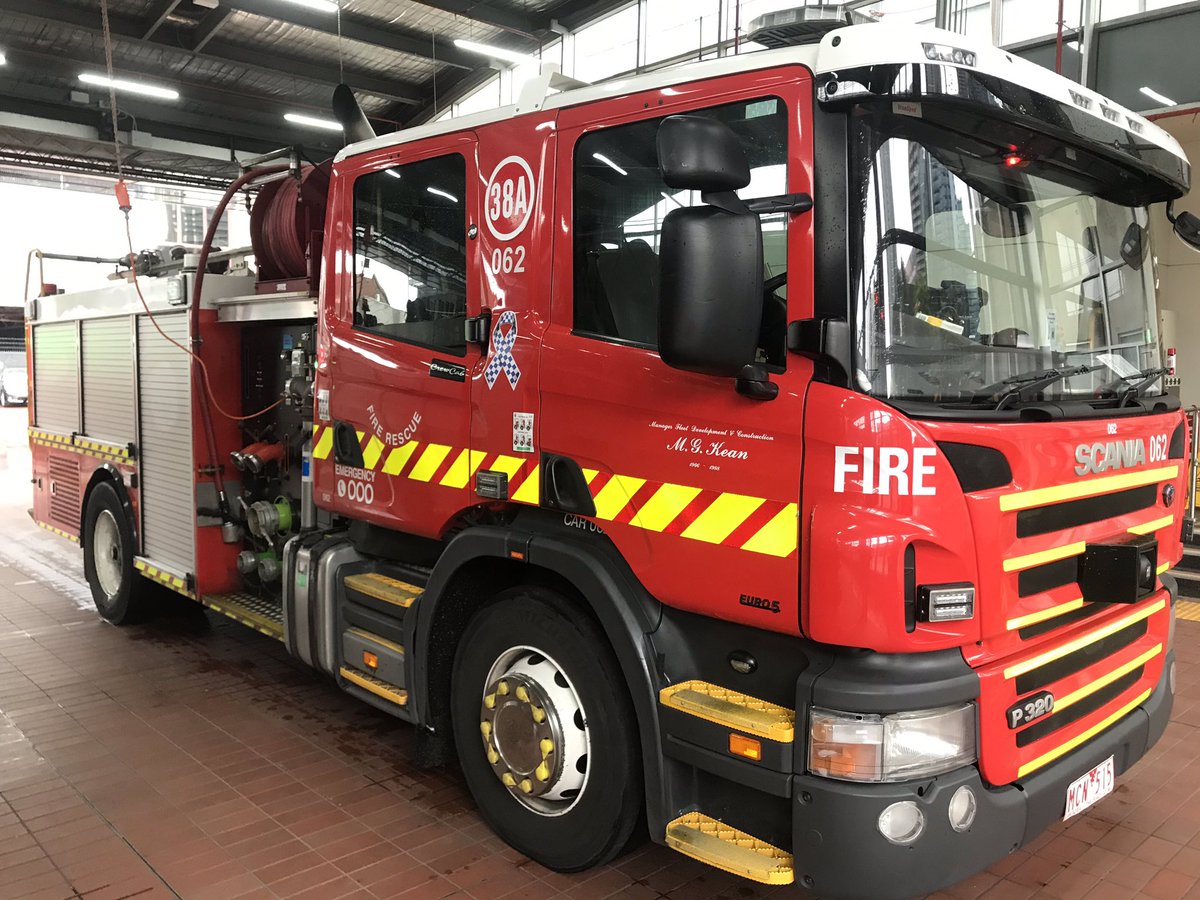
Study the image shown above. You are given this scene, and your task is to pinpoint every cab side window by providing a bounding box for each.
[353,154,468,356]
[572,96,788,365]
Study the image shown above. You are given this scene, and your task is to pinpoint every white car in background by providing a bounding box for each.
[0,363,27,406]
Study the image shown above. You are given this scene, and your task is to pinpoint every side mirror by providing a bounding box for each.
[659,206,763,376]
[657,115,750,193]
[1168,201,1200,252]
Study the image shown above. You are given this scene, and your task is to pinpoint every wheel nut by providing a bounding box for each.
[539,738,554,757]
[501,772,516,787]
[480,721,492,738]
[535,762,550,782]
[531,706,545,723]
[484,693,496,709]
[487,747,499,765]
[519,779,533,794]
[497,680,510,695]
[515,685,529,702]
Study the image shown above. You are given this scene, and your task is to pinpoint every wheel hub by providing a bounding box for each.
[92,509,123,601]
[479,648,591,815]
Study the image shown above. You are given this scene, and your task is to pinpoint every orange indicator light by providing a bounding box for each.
[729,733,762,761]
[363,651,379,670]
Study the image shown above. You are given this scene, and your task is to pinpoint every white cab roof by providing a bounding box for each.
[336,23,1186,169]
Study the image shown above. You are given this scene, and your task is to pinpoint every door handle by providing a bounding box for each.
[332,421,365,468]
[543,454,596,517]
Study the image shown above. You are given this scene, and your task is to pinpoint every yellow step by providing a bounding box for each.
[339,666,409,707]
[659,680,795,742]
[665,812,794,885]
[344,572,422,610]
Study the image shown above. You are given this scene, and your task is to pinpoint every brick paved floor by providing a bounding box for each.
[2,403,1200,900]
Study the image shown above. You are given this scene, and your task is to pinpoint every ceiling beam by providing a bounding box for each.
[0,0,426,106]
[218,0,482,69]
[408,0,538,36]
[190,5,233,52]
[545,0,636,33]
[141,0,182,40]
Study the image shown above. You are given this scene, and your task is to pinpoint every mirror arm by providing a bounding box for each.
[788,317,851,385]
[700,190,750,215]
[735,363,779,401]
[745,193,813,215]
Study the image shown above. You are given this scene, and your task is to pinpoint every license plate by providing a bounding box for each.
[1064,756,1115,820]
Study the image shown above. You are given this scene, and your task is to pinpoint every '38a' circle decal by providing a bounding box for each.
[484,156,535,242]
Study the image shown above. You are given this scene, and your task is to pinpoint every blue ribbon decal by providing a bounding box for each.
[484,310,521,390]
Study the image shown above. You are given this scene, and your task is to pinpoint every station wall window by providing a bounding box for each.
[572,95,788,366]
[353,154,468,356]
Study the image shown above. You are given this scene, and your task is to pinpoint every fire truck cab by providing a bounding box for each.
[28,21,1193,899]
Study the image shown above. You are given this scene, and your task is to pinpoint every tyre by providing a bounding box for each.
[82,482,152,624]
[451,586,643,871]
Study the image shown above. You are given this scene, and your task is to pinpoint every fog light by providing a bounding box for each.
[878,801,924,845]
[948,785,977,832]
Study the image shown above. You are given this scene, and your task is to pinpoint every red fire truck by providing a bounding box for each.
[26,17,1197,898]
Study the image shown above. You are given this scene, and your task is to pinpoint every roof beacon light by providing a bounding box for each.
[284,112,343,131]
[453,39,534,66]
[1140,86,1178,107]
[1004,154,1024,168]
[922,42,977,67]
[78,73,179,100]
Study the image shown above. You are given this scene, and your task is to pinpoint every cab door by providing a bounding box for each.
[317,133,481,537]
[540,70,816,636]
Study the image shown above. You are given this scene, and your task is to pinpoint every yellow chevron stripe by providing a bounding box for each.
[741,503,799,557]
[440,449,487,488]
[489,455,526,478]
[362,436,385,470]
[409,443,452,482]
[1003,541,1086,573]
[1157,561,1170,575]
[382,441,419,475]
[1129,514,1174,536]
[632,483,701,531]
[511,465,541,503]
[594,475,646,521]
[682,493,764,545]
[313,427,333,460]
[999,465,1178,512]
[1006,597,1085,631]
[1018,689,1151,778]
[1003,598,1165,679]
[1052,645,1161,714]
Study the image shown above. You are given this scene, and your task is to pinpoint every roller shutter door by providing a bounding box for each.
[137,313,194,576]
[32,322,79,434]
[82,317,136,445]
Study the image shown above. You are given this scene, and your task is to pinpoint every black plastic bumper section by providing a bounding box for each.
[791,653,1174,900]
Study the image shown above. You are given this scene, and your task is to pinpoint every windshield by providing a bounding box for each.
[850,109,1164,409]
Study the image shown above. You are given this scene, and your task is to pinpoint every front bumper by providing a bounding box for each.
[791,651,1175,900]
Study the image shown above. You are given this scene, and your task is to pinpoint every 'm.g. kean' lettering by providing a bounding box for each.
[1074,438,1147,476]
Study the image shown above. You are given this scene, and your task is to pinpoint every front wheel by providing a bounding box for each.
[451,586,643,871]
[83,481,152,624]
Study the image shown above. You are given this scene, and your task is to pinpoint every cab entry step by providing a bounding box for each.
[343,572,422,610]
[660,680,795,742]
[665,812,794,885]
[339,666,409,708]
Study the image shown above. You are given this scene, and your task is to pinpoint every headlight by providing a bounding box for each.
[809,703,976,782]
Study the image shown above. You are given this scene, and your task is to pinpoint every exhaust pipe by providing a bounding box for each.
[332,84,377,144]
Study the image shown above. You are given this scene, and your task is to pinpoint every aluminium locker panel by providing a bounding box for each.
[81,317,136,445]
[32,322,79,434]
[137,312,194,576]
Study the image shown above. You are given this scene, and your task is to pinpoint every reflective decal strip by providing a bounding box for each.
[1002,541,1087,573]
[740,503,800,557]
[681,493,765,545]
[1006,597,1085,632]
[1052,645,1161,714]
[1003,598,1165,680]
[382,441,419,475]
[999,466,1178,512]
[1017,689,1151,778]
[490,455,526,479]
[594,475,646,521]
[633,483,703,532]
[1129,514,1174,536]
[511,465,540,503]
[133,558,193,598]
[312,426,333,460]
[361,436,386,470]
[439,449,488,488]
[28,429,132,464]
[409,444,452,482]
[1157,561,1171,575]
[37,520,79,543]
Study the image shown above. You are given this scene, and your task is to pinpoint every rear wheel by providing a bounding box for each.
[451,586,643,871]
[83,482,151,624]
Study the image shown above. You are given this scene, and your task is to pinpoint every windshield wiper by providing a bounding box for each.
[974,364,1104,411]
[1098,366,1168,407]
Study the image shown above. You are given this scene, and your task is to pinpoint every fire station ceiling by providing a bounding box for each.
[0,0,624,188]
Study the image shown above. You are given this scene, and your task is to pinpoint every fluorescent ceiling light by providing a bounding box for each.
[385,169,401,179]
[78,73,178,100]
[284,112,343,131]
[0,52,6,66]
[453,38,533,65]
[426,186,458,203]
[593,152,627,176]
[279,0,339,11]
[1139,86,1177,107]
